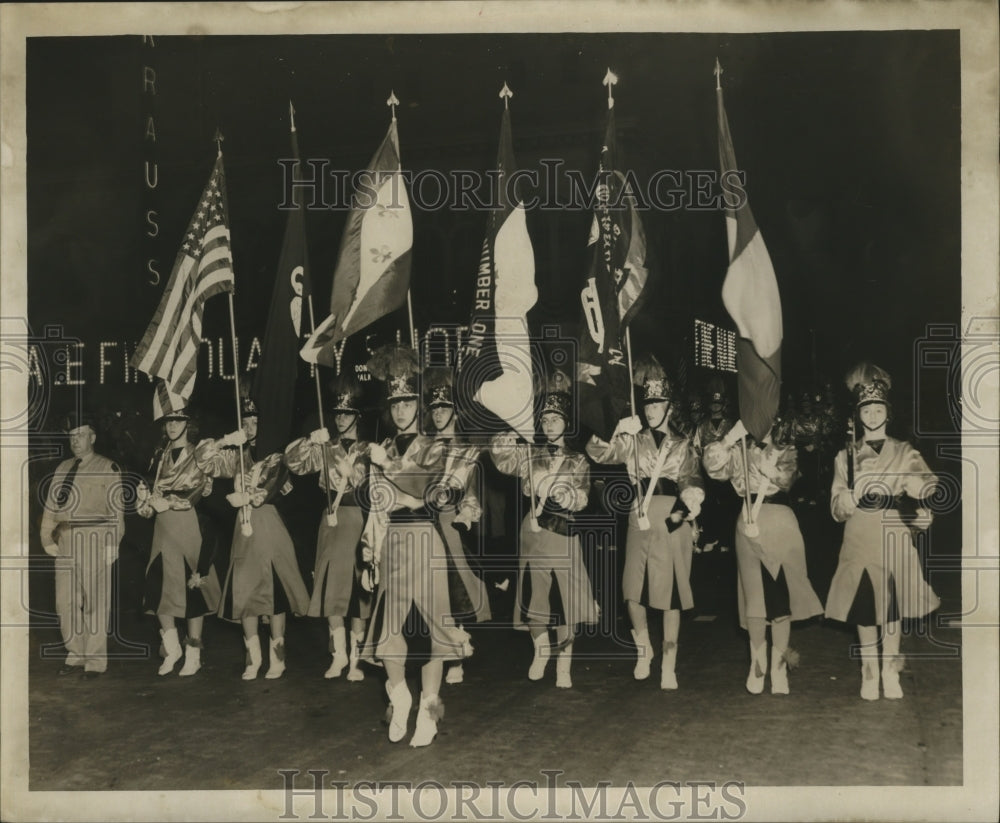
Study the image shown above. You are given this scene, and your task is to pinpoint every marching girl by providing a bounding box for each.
[825,362,940,700]
[284,374,371,681]
[490,371,600,689]
[194,391,310,680]
[360,346,472,748]
[586,356,704,689]
[702,414,823,695]
[138,384,222,677]
[423,368,492,686]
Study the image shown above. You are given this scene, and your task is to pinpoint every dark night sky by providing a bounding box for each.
[26,30,961,436]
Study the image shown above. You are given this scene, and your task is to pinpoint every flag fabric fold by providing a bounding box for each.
[455,107,538,441]
[301,120,412,366]
[717,84,782,443]
[131,157,235,399]
[251,116,313,456]
[576,106,652,441]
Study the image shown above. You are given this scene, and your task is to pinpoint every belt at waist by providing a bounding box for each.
[388,507,436,524]
[855,493,932,513]
[749,491,791,507]
[62,517,118,527]
[638,478,679,498]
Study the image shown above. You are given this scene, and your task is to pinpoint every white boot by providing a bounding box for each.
[410,692,443,748]
[242,635,262,680]
[265,637,286,679]
[385,680,412,743]
[661,642,678,690]
[346,631,365,682]
[555,644,573,689]
[770,647,789,695]
[631,628,653,681]
[881,626,903,699]
[746,642,767,695]
[528,633,551,681]
[325,627,349,679]
[158,627,182,676]
[445,663,465,684]
[860,658,880,700]
[178,639,202,677]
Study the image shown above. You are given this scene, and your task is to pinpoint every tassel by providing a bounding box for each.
[782,647,801,670]
[886,653,905,674]
[186,637,203,649]
[426,696,445,724]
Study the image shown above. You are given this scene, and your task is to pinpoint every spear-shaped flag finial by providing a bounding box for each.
[603,68,619,109]
[214,128,225,158]
[386,90,400,122]
[499,82,513,109]
[289,100,296,133]
[714,58,723,91]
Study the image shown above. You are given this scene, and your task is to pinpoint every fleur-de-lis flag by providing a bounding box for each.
[301,119,413,365]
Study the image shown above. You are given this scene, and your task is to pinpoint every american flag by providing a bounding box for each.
[132,156,235,399]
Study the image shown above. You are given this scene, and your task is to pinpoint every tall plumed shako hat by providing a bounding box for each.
[633,354,671,404]
[153,381,190,423]
[366,344,421,402]
[423,367,455,409]
[239,380,259,418]
[705,374,728,406]
[329,373,363,415]
[845,362,892,408]
[540,369,573,422]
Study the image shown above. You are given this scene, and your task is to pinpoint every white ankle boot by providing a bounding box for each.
[860,659,880,700]
[385,680,413,743]
[770,647,789,695]
[325,627,349,679]
[746,642,767,695]
[346,631,365,681]
[631,628,653,681]
[178,639,202,677]
[555,644,573,689]
[661,642,678,690]
[242,635,262,680]
[882,657,903,699]
[410,692,443,747]
[528,633,551,681]
[265,637,286,679]
[158,627,183,676]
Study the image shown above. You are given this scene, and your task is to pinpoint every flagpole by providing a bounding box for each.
[738,433,754,533]
[385,90,416,352]
[227,292,252,537]
[291,100,338,526]
[624,328,648,529]
[216,131,252,537]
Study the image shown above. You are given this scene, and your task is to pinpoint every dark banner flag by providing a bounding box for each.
[456,89,537,440]
[717,64,782,442]
[252,104,313,456]
[301,115,412,366]
[131,156,235,399]
[576,88,651,441]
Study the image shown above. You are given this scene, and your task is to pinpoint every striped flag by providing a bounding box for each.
[131,157,235,399]
[301,119,412,365]
[251,105,313,456]
[576,104,652,441]
[717,76,782,443]
[455,101,538,440]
